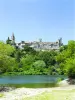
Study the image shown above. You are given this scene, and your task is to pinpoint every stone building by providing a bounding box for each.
[17,38,63,51]
[8,34,63,51]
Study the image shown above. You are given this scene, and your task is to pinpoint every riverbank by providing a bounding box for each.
[0,85,75,100]
[0,78,75,100]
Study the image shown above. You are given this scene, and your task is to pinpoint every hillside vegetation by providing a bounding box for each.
[0,40,75,78]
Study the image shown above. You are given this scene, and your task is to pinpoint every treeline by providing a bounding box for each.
[0,40,75,78]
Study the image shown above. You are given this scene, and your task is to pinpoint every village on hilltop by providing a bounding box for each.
[6,33,63,51]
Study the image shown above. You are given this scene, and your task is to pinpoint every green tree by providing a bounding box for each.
[0,41,15,56]
[64,58,75,78]
[33,60,46,70]
[38,51,57,67]
[23,45,36,55]
[59,45,67,52]
[56,40,75,77]
[0,41,16,74]
[6,37,11,45]
[20,55,35,70]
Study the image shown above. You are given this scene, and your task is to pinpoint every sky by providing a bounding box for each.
[0,0,75,44]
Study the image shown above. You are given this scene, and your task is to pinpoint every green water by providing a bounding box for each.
[0,75,67,88]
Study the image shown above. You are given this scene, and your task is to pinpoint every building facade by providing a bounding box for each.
[8,34,63,51]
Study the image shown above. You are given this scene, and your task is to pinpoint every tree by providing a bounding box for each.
[0,41,16,74]
[20,55,35,70]
[32,60,46,74]
[33,60,46,70]
[6,37,11,45]
[0,41,15,56]
[23,45,36,55]
[14,49,23,62]
[56,40,75,77]
[0,55,18,74]
[67,40,75,56]
[38,51,57,67]
[65,58,75,78]
[59,45,67,52]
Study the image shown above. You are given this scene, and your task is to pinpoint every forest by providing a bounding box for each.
[0,40,75,78]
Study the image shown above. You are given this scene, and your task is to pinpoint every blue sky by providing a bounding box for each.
[0,0,74,44]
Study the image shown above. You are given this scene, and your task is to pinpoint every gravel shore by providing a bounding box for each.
[0,85,75,100]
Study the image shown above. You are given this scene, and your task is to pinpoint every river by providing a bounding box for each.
[0,75,67,88]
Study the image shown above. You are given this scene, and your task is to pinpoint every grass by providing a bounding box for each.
[23,89,75,100]
[0,93,4,98]
[0,83,58,88]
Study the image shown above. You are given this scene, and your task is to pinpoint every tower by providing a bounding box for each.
[58,38,63,47]
[11,33,15,45]
[11,33,15,41]
[39,38,42,42]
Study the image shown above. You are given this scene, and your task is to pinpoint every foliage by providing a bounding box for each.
[65,58,75,78]
[56,40,75,78]
[20,55,35,70]
[0,41,15,56]
[0,55,18,73]
[23,45,36,55]
[0,40,75,77]
[38,51,57,67]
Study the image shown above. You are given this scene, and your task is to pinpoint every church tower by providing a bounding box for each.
[58,38,63,47]
[11,33,15,45]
